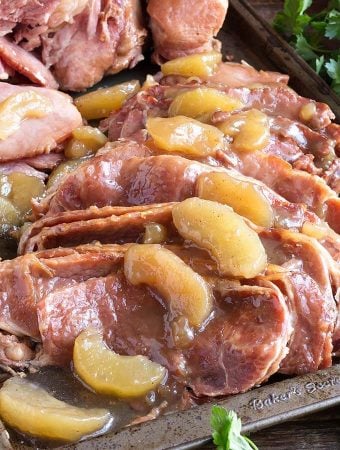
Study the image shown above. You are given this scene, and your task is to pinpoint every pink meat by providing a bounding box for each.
[19,203,175,254]
[0,37,58,88]
[148,0,228,62]
[0,83,81,161]
[0,244,125,341]
[260,228,338,373]
[37,265,291,395]
[41,154,213,215]
[207,62,289,86]
[41,0,146,91]
[184,284,291,395]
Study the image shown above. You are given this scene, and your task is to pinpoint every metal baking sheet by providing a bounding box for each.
[7,0,340,448]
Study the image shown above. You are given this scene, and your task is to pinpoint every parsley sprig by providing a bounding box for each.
[273,0,340,94]
[211,406,258,450]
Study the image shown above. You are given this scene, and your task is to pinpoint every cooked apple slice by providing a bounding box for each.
[168,88,243,119]
[146,116,224,156]
[124,244,213,328]
[161,52,222,78]
[197,172,274,227]
[172,198,267,278]
[0,377,111,442]
[217,109,270,152]
[74,80,140,120]
[74,328,166,398]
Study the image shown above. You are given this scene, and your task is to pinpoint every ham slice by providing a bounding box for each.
[0,83,81,162]
[19,203,175,254]
[0,244,125,341]
[185,284,290,395]
[259,228,338,374]
[32,144,320,234]
[0,241,292,398]
[36,246,290,395]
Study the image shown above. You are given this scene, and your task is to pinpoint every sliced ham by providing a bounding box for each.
[37,247,291,395]
[21,152,64,171]
[185,284,290,395]
[0,83,81,161]
[147,0,228,62]
[19,203,175,254]
[0,241,292,397]
[0,244,125,341]
[33,144,321,234]
[259,229,337,374]
[228,151,338,222]
[38,154,213,215]
[207,62,289,86]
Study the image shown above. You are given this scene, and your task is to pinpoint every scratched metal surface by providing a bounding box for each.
[7,1,340,449]
[53,365,340,450]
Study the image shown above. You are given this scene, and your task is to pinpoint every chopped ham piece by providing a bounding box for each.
[40,0,146,91]
[0,37,58,88]
[0,0,146,91]
[0,83,81,162]
[148,0,228,62]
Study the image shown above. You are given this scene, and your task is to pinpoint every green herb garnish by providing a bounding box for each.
[211,405,258,450]
[273,0,340,94]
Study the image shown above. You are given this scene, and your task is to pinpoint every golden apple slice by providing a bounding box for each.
[197,172,274,227]
[124,244,213,328]
[168,88,243,119]
[74,80,140,120]
[0,377,111,442]
[172,198,267,278]
[161,52,222,78]
[74,328,166,398]
[146,116,224,156]
[217,109,270,152]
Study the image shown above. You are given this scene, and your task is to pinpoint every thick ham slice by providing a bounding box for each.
[19,203,175,254]
[228,151,338,222]
[147,0,228,63]
[259,229,338,374]
[0,83,81,161]
[101,84,337,190]
[37,248,291,395]
[185,284,290,395]
[32,144,321,233]
[19,199,338,374]
[153,81,334,130]
[0,245,125,341]
[38,154,214,215]
[0,241,292,396]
